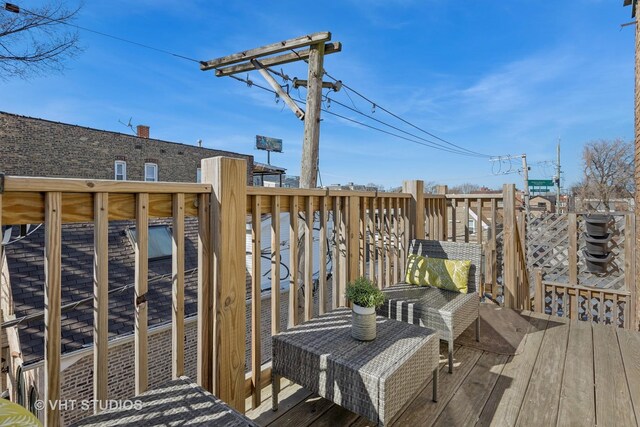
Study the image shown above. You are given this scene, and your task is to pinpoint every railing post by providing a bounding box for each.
[436,185,448,240]
[535,269,544,313]
[568,213,578,285]
[347,196,360,285]
[624,213,637,330]
[403,180,425,240]
[502,184,518,309]
[44,192,62,427]
[202,157,247,413]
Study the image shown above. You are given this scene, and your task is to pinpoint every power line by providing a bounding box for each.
[321,70,494,158]
[322,94,489,158]
[264,66,489,158]
[6,4,499,160]
[228,73,493,157]
[7,3,205,65]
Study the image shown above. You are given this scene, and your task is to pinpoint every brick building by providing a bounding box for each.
[0,111,254,184]
[0,111,265,424]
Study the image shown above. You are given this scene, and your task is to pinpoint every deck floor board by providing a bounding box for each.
[247,307,640,427]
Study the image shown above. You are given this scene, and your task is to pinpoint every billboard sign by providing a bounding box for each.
[528,179,553,187]
[256,135,283,153]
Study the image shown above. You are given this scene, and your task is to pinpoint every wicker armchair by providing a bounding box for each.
[377,239,482,373]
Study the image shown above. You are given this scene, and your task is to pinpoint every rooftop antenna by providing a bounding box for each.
[118,117,136,135]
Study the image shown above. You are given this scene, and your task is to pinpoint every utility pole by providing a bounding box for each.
[200,32,342,189]
[299,42,325,189]
[555,141,561,212]
[521,154,530,218]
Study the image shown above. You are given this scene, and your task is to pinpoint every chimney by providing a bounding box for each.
[137,125,149,139]
[197,139,202,147]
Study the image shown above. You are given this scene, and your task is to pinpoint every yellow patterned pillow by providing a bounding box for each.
[424,257,471,294]
[405,254,430,286]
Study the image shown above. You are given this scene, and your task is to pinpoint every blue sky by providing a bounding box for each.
[1,0,635,190]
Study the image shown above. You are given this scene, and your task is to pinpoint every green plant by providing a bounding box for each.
[346,277,385,308]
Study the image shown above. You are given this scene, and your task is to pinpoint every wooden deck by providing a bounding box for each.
[246,308,640,427]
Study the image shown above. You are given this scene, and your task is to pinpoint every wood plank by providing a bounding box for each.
[515,316,570,426]
[393,198,400,284]
[393,345,482,426]
[377,198,384,288]
[338,197,347,304]
[477,198,484,247]
[568,213,578,285]
[307,403,358,427]
[463,198,470,243]
[93,192,109,411]
[247,383,312,426]
[502,184,518,309]
[44,192,62,427]
[434,352,508,426]
[4,175,211,193]
[556,320,595,427]
[251,195,262,408]
[0,192,2,380]
[271,196,281,333]
[2,191,200,224]
[617,328,640,423]
[368,198,375,281]
[332,197,341,310]
[267,394,334,426]
[201,32,331,70]
[134,193,149,395]
[451,198,457,242]
[197,193,213,392]
[402,180,425,239]
[593,324,636,426]
[171,194,185,379]
[624,213,636,329]
[359,197,366,277]
[384,198,391,287]
[207,157,247,412]
[253,59,305,120]
[289,195,299,327]
[347,196,360,284]
[318,196,328,315]
[304,197,314,321]
[477,312,549,427]
[215,42,342,77]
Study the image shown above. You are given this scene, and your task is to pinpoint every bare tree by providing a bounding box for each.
[449,183,481,194]
[0,1,82,80]
[573,138,634,211]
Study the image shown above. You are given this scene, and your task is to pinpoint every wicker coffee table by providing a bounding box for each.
[272,308,439,426]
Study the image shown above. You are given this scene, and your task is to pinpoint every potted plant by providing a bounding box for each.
[346,277,385,341]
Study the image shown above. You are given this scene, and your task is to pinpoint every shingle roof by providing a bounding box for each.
[5,218,200,366]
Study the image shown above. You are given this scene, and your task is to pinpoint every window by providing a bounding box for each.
[144,163,158,182]
[468,219,476,234]
[127,225,172,259]
[115,160,127,181]
[28,387,39,416]
[537,202,546,208]
[16,365,24,406]
[196,168,202,183]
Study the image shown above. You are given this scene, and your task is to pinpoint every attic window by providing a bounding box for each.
[126,225,172,259]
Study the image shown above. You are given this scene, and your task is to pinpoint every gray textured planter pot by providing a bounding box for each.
[352,304,377,341]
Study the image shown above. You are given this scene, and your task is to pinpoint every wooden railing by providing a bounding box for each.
[534,270,632,328]
[0,160,530,424]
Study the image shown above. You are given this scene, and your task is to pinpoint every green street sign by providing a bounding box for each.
[528,179,553,187]
[532,188,550,192]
